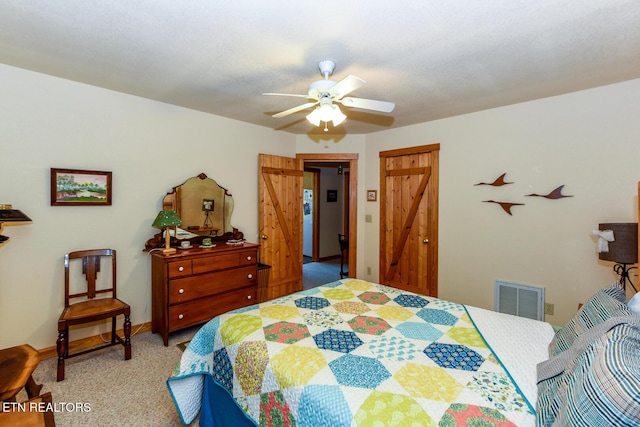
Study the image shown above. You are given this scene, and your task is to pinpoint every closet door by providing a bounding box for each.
[258,154,304,299]
[379,144,439,297]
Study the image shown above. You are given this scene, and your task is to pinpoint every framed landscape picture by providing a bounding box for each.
[51,168,112,206]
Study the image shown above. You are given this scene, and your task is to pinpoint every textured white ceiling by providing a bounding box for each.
[1,1,639,136]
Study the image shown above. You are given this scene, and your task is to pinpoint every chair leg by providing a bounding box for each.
[56,327,66,382]
[123,313,132,360]
[25,375,43,398]
[111,317,117,345]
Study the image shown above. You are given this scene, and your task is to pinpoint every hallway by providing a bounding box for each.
[302,257,342,290]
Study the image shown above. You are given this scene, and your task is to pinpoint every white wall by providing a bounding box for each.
[365,78,640,326]
[0,64,296,349]
[3,61,640,350]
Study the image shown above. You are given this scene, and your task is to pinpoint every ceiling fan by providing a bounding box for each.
[263,60,395,131]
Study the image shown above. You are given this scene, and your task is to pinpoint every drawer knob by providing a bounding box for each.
[248,274,253,279]
[247,295,252,300]
[247,256,252,261]
[178,314,184,320]
[178,266,184,272]
[179,288,184,294]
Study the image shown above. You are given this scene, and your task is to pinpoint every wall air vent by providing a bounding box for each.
[494,280,545,321]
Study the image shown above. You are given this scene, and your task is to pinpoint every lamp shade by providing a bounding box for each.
[598,223,638,264]
[306,107,323,126]
[330,106,347,126]
[0,207,32,222]
[0,205,32,245]
[152,210,182,228]
[306,104,346,127]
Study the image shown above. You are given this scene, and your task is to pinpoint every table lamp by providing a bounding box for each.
[596,222,638,291]
[152,210,183,254]
[0,204,32,244]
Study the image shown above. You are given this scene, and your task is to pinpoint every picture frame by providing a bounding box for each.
[327,190,338,202]
[51,168,112,206]
[202,199,214,211]
[367,190,377,202]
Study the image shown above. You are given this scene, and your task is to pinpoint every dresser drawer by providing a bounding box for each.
[169,265,258,304]
[238,249,257,266]
[151,242,260,346]
[192,248,258,274]
[168,286,257,331]
[167,260,193,278]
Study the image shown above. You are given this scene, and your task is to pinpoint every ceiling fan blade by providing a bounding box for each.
[327,75,366,100]
[339,97,395,113]
[263,92,309,98]
[272,101,318,118]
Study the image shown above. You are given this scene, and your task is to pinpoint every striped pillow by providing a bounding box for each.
[628,292,640,315]
[537,322,640,426]
[548,282,631,356]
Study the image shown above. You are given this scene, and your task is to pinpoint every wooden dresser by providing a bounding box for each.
[151,243,259,346]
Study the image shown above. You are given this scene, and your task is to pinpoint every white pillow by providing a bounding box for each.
[627,292,640,315]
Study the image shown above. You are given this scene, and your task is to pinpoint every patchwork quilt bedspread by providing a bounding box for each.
[168,279,535,426]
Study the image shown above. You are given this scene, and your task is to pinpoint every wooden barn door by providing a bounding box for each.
[258,154,304,299]
[379,144,439,297]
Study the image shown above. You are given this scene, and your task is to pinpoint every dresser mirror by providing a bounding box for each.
[145,173,244,249]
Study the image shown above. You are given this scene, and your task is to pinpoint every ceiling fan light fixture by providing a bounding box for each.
[331,105,346,126]
[318,103,335,122]
[306,108,322,126]
[266,60,393,131]
[306,104,346,128]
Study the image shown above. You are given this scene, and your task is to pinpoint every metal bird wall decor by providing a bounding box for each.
[475,172,573,216]
[525,185,573,199]
[482,200,525,216]
[474,173,513,187]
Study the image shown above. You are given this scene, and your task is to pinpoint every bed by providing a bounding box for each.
[167,182,640,426]
[168,279,559,426]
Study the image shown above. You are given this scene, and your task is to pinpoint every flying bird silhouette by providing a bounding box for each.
[526,185,573,199]
[483,200,524,215]
[474,173,513,187]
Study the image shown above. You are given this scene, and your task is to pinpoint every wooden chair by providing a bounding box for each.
[0,392,56,426]
[338,234,349,279]
[0,344,42,402]
[56,249,131,382]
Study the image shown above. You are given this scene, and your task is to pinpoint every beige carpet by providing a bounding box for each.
[17,325,201,426]
[14,262,342,426]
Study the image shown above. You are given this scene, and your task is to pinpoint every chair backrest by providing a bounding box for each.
[338,234,348,251]
[64,249,116,307]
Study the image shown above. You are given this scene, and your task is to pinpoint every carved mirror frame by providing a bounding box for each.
[145,173,244,250]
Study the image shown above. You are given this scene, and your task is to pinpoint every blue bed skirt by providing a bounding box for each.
[200,376,258,427]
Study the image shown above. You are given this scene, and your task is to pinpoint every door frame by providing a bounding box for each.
[297,153,358,278]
